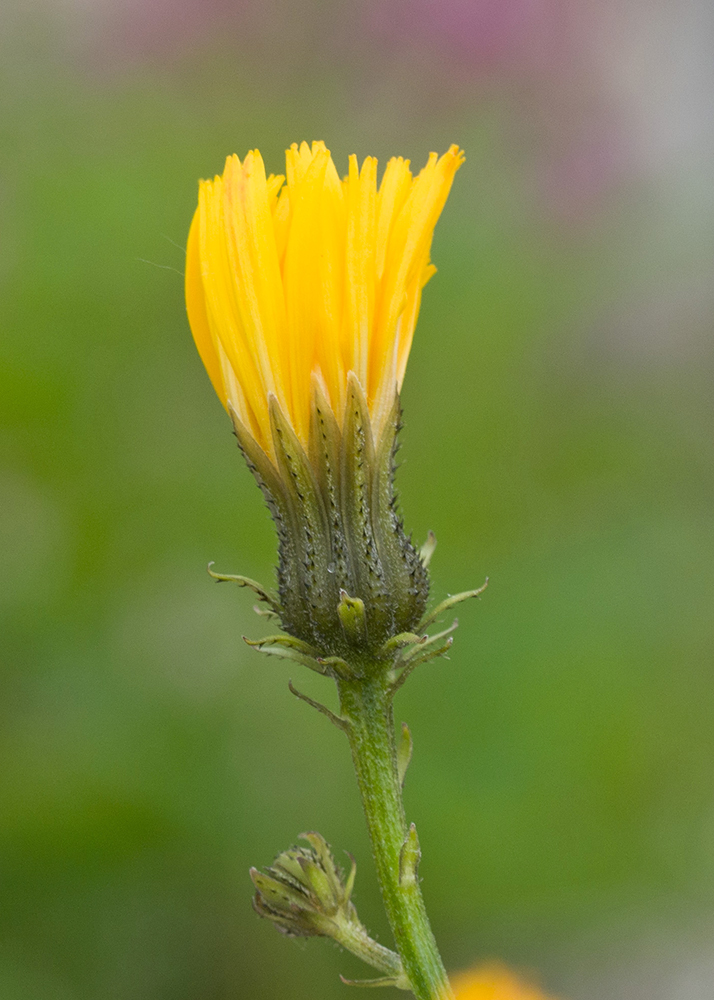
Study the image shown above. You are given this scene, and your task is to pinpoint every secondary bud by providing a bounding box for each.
[251,832,408,988]
[250,832,357,938]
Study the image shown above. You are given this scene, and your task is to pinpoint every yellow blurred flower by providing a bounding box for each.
[450,964,559,1000]
[185,140,463,460]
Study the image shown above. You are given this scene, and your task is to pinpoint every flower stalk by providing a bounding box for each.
[338,671,454,1000]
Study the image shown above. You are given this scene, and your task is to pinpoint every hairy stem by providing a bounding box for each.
[338,671,454,1000]
[332,918,405,980]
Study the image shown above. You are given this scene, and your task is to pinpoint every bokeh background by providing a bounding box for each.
[1,1,714,998]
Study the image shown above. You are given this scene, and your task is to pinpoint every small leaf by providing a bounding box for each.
[288,681,350,732]
[397,722,413,788]
[419,531,437,568]
[398,823,421,888]
[340,975,408,989]
[343,851,357,903]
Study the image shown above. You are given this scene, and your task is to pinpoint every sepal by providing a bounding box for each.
[418,579,489,633]
[387,620,458,699]
[226,387,487,701]
[338,590,368,647]
[228,385,434,664]
[269,394,337,646]
[252,604,281,621]
[229,407,297,606]
[207,562,280,613]
[340,375,386,632]
[370,390,429,635]
[398,620,459,668]
[309,378,351,590]
[379,632,425,656]
[245,634,329,676]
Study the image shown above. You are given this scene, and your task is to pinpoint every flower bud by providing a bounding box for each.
[251,833,408,987]
[250,831,357,939]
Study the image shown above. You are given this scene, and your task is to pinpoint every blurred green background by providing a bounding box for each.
[1,2,714,998]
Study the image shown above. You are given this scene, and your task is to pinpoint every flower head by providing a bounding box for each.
[451,964,559,1000]
[186,141,463,458]
[185,142,463,659]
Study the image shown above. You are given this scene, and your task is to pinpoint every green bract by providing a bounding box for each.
[231,376,429,663]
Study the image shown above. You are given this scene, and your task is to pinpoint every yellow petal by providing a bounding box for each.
[223,151,289,414]
[282,146,331,441]
[186,142,463,458]
[370,145,464,417]
[375,156,412,281]
[344,154,377,388]
[272,185,291,267]
[197,175,271,450]
[185,207,227,407]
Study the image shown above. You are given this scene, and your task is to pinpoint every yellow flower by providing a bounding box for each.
[451,965,559,1000]
[185,140,463,460]
[185,141,464,657]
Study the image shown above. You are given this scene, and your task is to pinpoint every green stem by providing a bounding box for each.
[338,671,454,1000]
[332,918,405,981]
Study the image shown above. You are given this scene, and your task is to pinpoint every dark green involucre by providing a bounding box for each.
[232,373,429,661]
